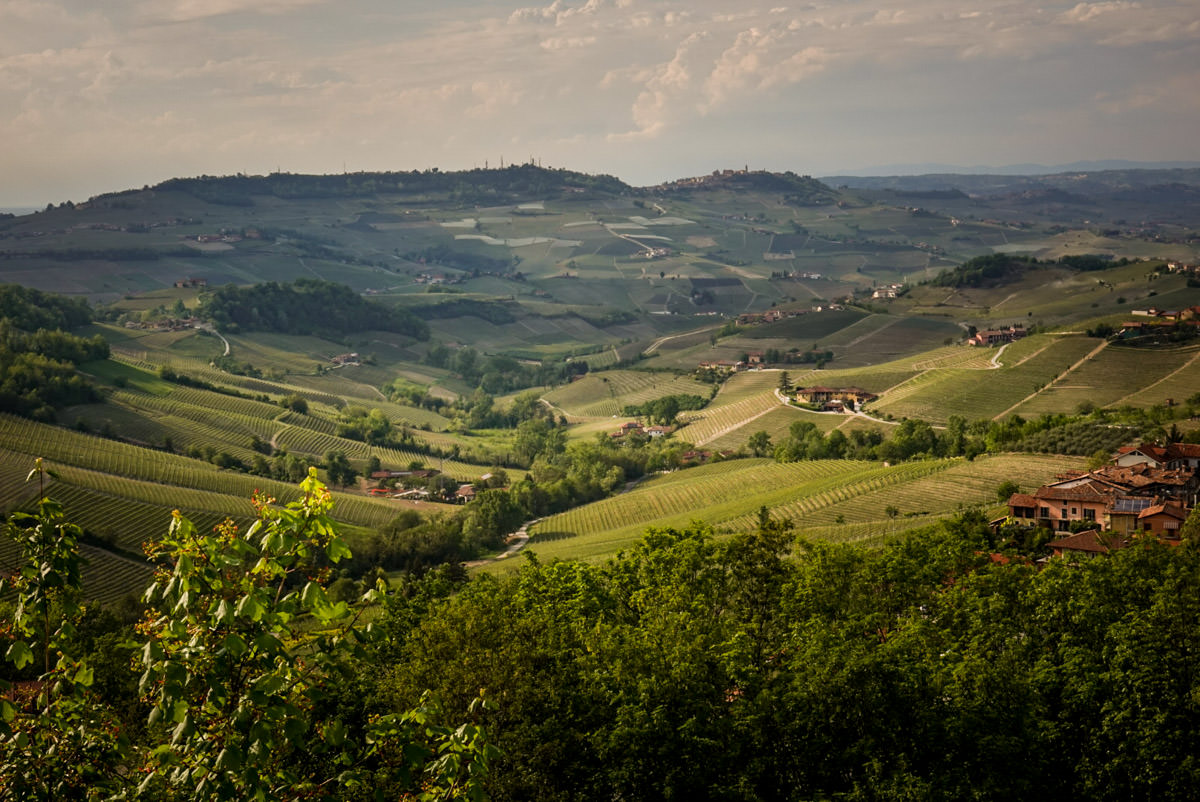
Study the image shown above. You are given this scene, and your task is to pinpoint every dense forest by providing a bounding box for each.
[929,254,1135,288]
[199,279,429,339]
[0,285,108,420]
[149,164,632,206]
[5,471,1200,800]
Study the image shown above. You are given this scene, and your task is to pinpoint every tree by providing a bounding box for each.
[1,461,129,798]
[996,480,1020,502]
[743,431,769,458]
[282,393,308,415]
[136,469,496,799]
[324,449,357,488]
[778,371,791,393]
[1181,504,1200,543]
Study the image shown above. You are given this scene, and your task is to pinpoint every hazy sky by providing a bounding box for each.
[3,0,1198,206]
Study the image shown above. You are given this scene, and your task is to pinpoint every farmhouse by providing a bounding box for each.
[967,326,1026,347]
[1046,529,1129,559]
[697,360,744,373]
[1114,441,1200,472]
[1008,447,1197,535]
[794,386,877,411]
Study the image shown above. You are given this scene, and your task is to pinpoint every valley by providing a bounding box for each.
[0,165,1198,600]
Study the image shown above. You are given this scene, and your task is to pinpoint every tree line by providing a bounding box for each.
[353,507,1200,800]
[930,253,1135,288]
[0,285,109,421]
[199,278,429,340]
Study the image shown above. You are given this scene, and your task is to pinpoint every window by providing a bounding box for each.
[1071,507,1078,515]
[1040,507,1050,518]
[1061,508,1068,519]
[1083,509,1096,521]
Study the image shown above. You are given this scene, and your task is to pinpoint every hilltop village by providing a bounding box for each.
[1006,441,1199,557]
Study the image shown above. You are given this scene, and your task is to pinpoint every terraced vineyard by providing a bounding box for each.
[870,335,1101,422]
[1116,346,1200,408]
[520,452,1084,566]
[705,406,847,451]
[1015,343,1200,416]
[679,388,784,446]
[542,370,711,418]
[723,452,1079,530]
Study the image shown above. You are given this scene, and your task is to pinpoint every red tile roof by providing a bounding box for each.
[1048,530,1128,554]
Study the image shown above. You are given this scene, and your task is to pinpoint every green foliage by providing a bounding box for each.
[930,254,1134,289]
[201,278,429,340]
[384,514,1200,800]
[621,393,705,424]
[930,254,1034,288]
[0,297,107,420]
[136,468,495,799]
[996,479,1020,501]
[1,460,129,799]
[747,430,772,457]
[1,464,498,799]
[0,284,93,331]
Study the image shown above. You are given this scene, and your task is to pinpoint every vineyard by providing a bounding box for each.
[704,406,847,452]
[870,336,1102,422]
[542,370,710,418]
[521,452,1085,566]
[1015,343,1200,416]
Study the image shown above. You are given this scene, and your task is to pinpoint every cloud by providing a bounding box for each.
[540,35,597,50]
[148,0,329,23]
[1060,1,1142,24]
[2,1,1198,205]
[702,25,827,111]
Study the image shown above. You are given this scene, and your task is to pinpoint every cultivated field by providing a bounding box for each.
[519,452,1081,566]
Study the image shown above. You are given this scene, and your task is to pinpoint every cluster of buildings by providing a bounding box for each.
[793,386,878,412]
[967,326,1027,347]
[871,283,904,299]
[368,468,498,504]
[1166,262,1199,275]
[608,421,674,440]
[1006,442,1200,557]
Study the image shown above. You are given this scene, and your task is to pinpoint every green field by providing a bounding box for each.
[542,370,711,418]
[519,452,1080,566]
[4,166,1200,601]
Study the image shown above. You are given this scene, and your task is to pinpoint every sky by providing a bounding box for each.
[2,0,1198,206]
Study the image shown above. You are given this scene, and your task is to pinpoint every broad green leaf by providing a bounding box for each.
[223,632,248,658]
[323,719,346,747]
[73,664,94,686]
[235,594,263,622]
[5,641,34,670]
[326,538,353,563]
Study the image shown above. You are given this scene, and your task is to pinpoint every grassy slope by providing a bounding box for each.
[514,452,1079,568]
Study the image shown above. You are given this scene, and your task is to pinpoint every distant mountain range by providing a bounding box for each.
[822,160,1200,178]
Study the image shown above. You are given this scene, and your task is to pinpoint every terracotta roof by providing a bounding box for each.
[1048,530,1128,554]
[1035,481,1119,503]
[1139,503,1189,521]
[1007,493,1038,508]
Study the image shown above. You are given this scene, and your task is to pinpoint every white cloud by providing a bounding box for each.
[147,0,329,23]
[703,26,826,110]
[1,0,1198,205]
[540,35,597,50]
